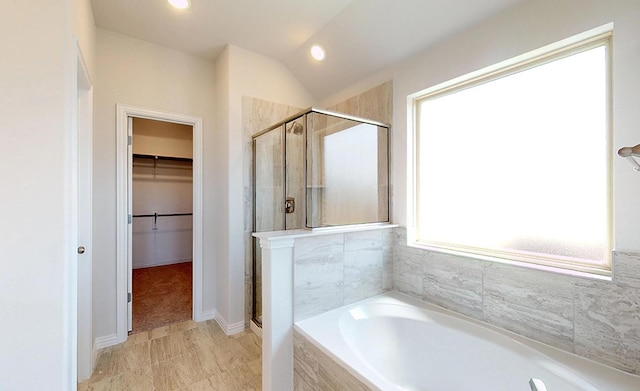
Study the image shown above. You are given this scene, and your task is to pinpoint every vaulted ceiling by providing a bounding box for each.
[91,0,526,100]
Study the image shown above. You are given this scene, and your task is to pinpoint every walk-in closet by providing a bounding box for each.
[131,117,193,333]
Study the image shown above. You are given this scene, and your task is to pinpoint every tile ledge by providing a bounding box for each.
[252,223,398,241]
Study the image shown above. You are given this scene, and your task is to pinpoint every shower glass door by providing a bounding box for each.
[252,116,307,325]
[252,126,285,325]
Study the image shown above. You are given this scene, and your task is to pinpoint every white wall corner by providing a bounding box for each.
[215,311,246,335]
[79,337,99,382]
[198,308,217,323]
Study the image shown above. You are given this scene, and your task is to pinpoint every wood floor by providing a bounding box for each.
[78,320,262,391]
[132,262,192,333]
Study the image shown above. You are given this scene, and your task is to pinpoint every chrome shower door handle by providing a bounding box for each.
[285,197,295,214]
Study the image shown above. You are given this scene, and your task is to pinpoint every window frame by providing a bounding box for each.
[407,24,614,278]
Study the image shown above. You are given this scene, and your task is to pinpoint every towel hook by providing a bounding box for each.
[617,144,640,172]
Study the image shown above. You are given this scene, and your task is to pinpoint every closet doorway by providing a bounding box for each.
[131,118,193,333]
[116,104,203,342]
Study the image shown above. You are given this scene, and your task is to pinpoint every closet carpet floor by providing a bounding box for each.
[78,320,261,391]
[132,262,193,334]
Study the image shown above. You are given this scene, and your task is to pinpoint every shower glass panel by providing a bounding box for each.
[252,126,284,325]
[253,127,285,232]
[307,112,389,227]
[285,117,306,230]
[252,108,389,326]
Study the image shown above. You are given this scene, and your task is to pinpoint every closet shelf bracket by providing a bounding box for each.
[618,144,640,172]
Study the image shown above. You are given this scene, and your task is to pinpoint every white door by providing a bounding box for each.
[76,46,93,382]
[127,116,133,332]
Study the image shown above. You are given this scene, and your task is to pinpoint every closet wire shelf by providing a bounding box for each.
[132,212,193,230]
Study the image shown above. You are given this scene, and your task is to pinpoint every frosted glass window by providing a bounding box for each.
[414,40,611,274]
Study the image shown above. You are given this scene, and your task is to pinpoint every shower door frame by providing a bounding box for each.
[251,108,391,326]
[251,123,287,326]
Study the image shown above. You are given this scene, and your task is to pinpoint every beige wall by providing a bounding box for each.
[0,0,95,388]
[93,28,217,338]
[71,0,96,79]
[132,118,193,158]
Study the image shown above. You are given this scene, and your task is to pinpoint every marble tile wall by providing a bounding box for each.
[293,229,393,322]
[392,226,640,374]
[326,80,393,126]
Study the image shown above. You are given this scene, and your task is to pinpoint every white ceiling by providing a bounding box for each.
[91,0,526,100]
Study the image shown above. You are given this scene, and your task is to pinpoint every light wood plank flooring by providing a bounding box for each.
[79,320,261,391]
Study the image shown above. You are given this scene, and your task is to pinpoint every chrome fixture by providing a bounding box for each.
[286,122,304,135]
[285,197,295,214]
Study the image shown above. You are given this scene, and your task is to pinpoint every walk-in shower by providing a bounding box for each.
[251,108,390,326]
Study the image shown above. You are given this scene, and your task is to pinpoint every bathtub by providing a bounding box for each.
[294,292,640,391]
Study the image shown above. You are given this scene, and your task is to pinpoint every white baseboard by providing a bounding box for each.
[249,319,262,338]
[198,308,216,322]
[94,334,119,349]
[215,313,246,335]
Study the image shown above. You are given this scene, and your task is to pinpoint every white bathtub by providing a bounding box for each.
[294,292,640,391]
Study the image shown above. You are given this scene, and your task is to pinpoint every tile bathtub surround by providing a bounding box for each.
[293,330,371,391]
[79,319,261,391]
[294,228,393,322]
[392,227,640,374]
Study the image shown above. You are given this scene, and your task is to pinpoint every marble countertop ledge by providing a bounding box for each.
[252,223,398,242]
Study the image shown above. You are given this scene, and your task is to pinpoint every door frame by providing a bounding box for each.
[116,104,204,342]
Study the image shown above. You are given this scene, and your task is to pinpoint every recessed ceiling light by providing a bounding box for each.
[310,44,326,61]
[168,0,190,9]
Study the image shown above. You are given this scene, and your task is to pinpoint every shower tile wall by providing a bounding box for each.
[293,229,393,322]
[326,80,393,125]
[392,227,640,374]
[243,97,303,324]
